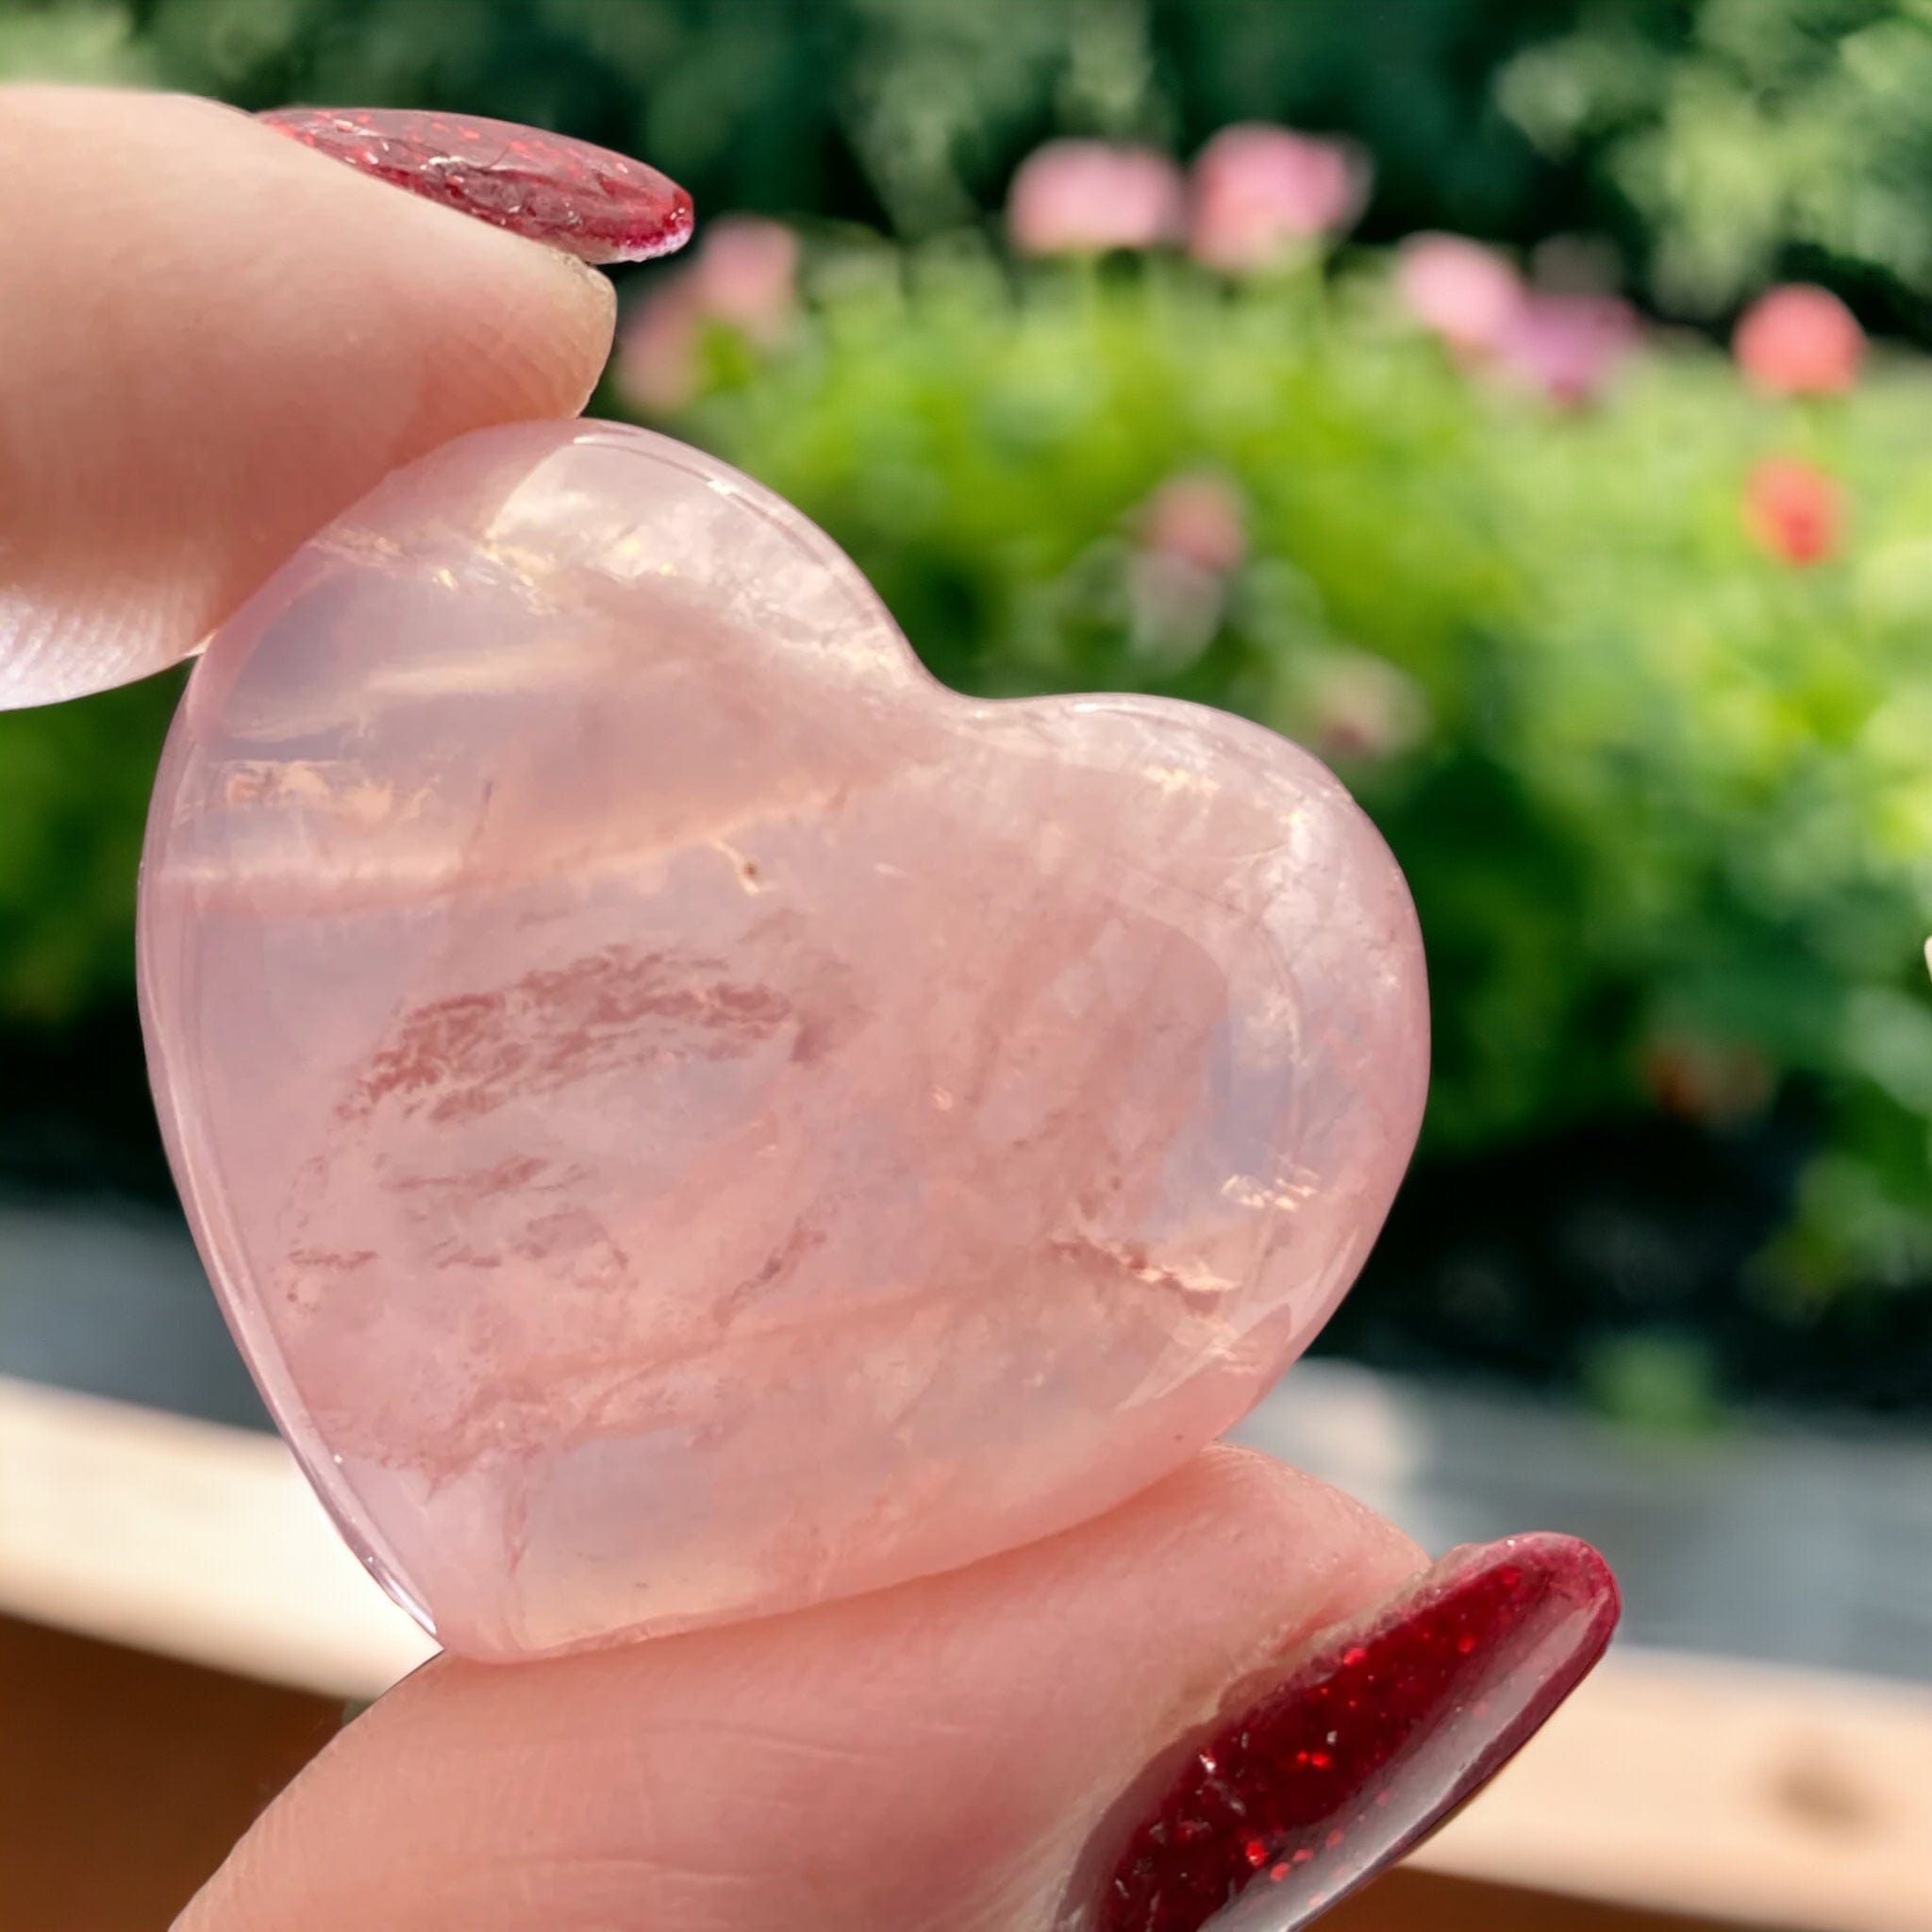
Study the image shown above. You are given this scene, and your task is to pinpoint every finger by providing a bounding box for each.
[179,1450,1614,1932]
[0,87,624,708]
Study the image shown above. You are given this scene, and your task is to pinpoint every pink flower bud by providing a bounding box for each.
[613,287,701,414]
[690,216,799,347]
[1743,456,1844,566]
[613,216,801,414]
[1300,653,1431,763]
[1491,291,1638,406]
[1007,141,1186,257]
[1189,125,1371,272]
[1138,473,1247,575]
[1396,234,1524,353]
[1733,285,1864,397]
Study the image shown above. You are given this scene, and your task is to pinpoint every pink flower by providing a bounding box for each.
[1733,284,1865,396]
[613,216,801,413]
[1491,291,1639,406]
[689,215,799,347]
[1138,473,1247,575]
[1397,232,1637,403]
[1396,234,1524,353]
[1007,142,1186,256]
[613,286,702,413]
[1743,456,1844,566]
[1300,652,1431,764]
[1188,124,1371,272]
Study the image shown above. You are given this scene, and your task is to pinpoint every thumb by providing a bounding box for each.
[178,1449,1614,1932]
[0,87,634,707]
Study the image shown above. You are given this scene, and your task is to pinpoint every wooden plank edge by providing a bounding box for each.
[3,1375,1928,1930]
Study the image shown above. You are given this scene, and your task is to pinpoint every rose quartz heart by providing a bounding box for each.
[139,422,1428,1659]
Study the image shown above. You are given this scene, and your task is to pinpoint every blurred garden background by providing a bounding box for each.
[7,0,1932,1432]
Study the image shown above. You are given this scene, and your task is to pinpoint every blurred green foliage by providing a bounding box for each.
[1501,0,1932,322]
[1582,1327,1726,1433]
[7,0,1932,1402]
[634,245,1932,1302]
[0,0,1582,240]
[0,674,177,1023]
[15,0,1932,323]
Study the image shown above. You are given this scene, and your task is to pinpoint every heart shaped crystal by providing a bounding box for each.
[139,422,1428,1658]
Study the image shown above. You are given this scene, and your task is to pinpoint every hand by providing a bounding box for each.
[0,86,1613,1932]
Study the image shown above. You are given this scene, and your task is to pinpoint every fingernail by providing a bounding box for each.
[1076,1533,1618,1932]
[258,108,693,264]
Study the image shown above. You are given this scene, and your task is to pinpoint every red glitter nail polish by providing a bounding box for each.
[1078,1534,1618,1932]
[258,108,694,264]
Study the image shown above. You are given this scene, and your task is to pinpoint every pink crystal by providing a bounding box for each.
[138,423,1428,1659]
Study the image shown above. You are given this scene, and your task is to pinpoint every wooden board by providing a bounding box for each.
[4,1374,1928,1931]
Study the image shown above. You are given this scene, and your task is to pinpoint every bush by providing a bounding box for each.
[8,0,1932,1407]
[0,672,177,1024]
[15,0,1932,330]
[616,232,1932,1313]
[0,0,1582,242]
[1501,0,1932,324]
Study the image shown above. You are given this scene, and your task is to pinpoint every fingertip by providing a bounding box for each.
[178,1454,1427,1932]
[0,86,621,708]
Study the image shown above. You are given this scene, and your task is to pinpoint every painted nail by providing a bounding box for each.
[1076,1533,1618,1932]
[258,108,693,264]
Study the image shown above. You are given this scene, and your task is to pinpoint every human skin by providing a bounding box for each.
[0,88,1610,1931]
[0,88,613,706]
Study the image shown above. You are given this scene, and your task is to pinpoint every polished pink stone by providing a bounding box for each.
[138,423,1428,1660]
